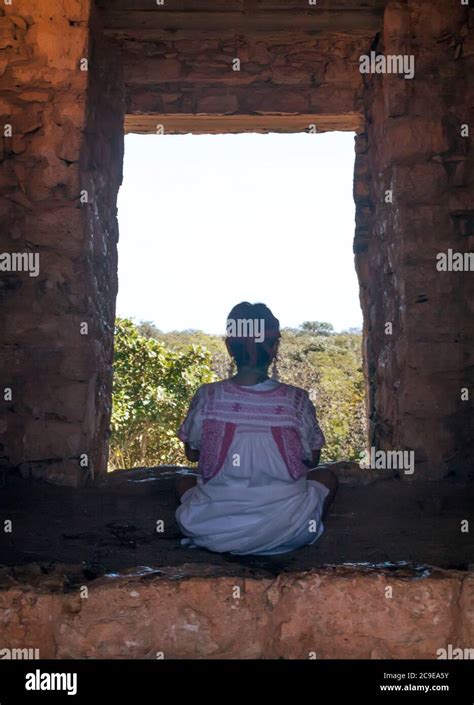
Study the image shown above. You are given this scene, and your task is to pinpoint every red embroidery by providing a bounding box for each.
[199,419,236,483]
[271,427,307,480]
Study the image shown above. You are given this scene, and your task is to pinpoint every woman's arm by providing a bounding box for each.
[184,443,200,463]
[301,392,324,471]
[303,449,321,470]
[178,386,204,463]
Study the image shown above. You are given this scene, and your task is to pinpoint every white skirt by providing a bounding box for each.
[176,477,329,555]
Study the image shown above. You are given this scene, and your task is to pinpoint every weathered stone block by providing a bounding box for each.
[196,94,238,113]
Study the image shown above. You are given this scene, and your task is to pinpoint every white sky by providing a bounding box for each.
[116,131,363,334]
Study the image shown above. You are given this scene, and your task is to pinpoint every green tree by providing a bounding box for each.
[136,320,162,339]
[109,318,215,470]
[277,328,366,462]
[300,321,335,336]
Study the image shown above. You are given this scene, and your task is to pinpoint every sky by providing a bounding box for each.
[116,131,362,335]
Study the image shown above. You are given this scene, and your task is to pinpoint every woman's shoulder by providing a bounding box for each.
[278,382,310,399]
[193,380,228,397]
[198,379,311,399]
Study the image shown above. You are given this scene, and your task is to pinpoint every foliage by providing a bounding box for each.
[277,330,366,461]
[109,319,367,469]
[109,318,215,470]
[300,320,335,336]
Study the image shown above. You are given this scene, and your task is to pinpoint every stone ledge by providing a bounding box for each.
[0,562,472,659]
[124,112,364,134]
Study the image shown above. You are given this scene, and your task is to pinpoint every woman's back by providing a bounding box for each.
[175,300,337,556]
[176,377,328,555]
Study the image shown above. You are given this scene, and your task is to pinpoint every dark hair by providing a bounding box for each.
[226,302,280,369]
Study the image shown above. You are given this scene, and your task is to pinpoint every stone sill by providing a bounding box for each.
[0,562,472,659]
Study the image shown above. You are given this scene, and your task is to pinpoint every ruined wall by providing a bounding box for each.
[0,2,123,485]
[1,0,472,485]
[357,0,474,480]
[80,15,124,483]
[122,31,370,122]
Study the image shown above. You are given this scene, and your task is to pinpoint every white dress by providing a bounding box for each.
[176,379,329,555]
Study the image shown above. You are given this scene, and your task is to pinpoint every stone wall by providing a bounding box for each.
[0,1,123,485]
[357,0,474,479]
[1,0,472,484]
[80,12,124,483]
[123,31,370,121]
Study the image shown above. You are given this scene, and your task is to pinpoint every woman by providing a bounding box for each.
[175,301,338,555]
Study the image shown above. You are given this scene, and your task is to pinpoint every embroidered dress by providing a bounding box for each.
[176,378,328,555]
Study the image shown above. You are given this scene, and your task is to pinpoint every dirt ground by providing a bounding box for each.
[1,467,473,579]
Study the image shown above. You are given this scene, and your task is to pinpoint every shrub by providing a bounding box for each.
[109,318,215,470]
